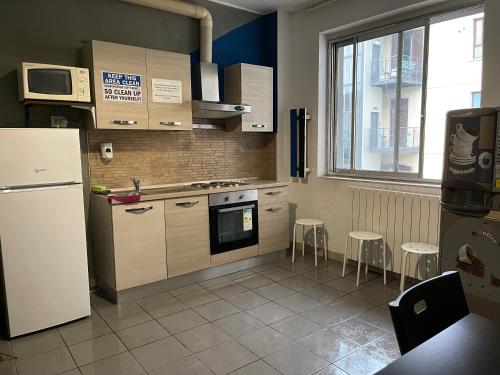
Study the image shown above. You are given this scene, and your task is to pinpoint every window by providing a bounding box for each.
[472,92,481,108]
[473,18,484,59]
[329,6,484,181]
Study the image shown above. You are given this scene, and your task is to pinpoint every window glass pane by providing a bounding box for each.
[473,18,483,59]
[471,92,481,108]
[398,27,425,174]
[423,10,484,180]
[334,44,354,170]
[354,33,399,172]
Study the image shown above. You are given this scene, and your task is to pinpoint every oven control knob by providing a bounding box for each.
[239,195,245,199]
[224,196,229,202]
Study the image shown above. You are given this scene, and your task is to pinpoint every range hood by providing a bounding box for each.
[192,62,251,119]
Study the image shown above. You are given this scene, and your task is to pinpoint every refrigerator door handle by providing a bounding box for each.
[0,182,81,192]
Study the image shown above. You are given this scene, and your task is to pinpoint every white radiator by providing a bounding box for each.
[347,186,441,280]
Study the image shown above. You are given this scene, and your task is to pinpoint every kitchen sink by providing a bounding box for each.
[140,186,196,195]
[109,190,139,197]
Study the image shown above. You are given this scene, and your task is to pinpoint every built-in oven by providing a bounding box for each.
[209,189,258,255]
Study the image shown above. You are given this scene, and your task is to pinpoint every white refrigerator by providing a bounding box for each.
[0,128,90,337]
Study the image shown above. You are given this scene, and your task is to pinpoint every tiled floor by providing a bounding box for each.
[0,256,403,375]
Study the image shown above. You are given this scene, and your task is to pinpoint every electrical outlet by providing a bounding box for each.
[50,116,68,128]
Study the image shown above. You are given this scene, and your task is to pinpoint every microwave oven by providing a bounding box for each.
[18,62,91,103]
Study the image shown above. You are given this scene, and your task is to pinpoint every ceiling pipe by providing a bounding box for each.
[119,0,213,63]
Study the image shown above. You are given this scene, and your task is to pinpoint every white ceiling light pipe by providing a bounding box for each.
[120,0,213,63]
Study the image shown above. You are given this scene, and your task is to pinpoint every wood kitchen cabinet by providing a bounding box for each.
[91,199,167,292]
[165,195,210,277]
[258,201,289,255]
[224,63,274,132]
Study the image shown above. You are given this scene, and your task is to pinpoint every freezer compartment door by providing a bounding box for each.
[0,128,83,188]
[0,184,90,337]
[440,210,500,304]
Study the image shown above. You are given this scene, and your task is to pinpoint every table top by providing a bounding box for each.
[376,313,500,375]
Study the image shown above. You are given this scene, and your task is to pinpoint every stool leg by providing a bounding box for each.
[292,224,297,263]
[314,225,318,267]
[365,243,369,275]
[323,224,327,262]
[436,253,440,275]
[302,225,305,258]
[383,238,387,285]
[342,235,349,277]
[356,240,363,287]
[400,250,408,292]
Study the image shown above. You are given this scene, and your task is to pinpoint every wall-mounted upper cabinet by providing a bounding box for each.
[82,40,192,131]
[224,63,273,133]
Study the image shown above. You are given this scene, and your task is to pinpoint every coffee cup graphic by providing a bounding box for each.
[456,123,478,143]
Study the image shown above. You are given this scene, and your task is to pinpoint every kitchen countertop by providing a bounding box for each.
[93,179,289,204]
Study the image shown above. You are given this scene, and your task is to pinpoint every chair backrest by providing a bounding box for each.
[388,271,469,354]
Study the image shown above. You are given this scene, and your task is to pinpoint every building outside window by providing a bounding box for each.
[473,17,484,59]
[472,91,481,108]
[329,6,484,181]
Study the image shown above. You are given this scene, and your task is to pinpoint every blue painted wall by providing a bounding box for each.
[191,12,278,132]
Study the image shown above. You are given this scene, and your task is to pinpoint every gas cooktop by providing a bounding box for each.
[190,180,249,189]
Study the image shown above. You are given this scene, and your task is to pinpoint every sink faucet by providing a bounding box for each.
[131,177,141,193]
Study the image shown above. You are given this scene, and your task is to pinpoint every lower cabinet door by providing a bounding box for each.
[258,201,290,255]
[112,201,167,290]
[165,195,210,277]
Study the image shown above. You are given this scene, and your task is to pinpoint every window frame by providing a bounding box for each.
[473,17,484,59]
[328,19,431,183]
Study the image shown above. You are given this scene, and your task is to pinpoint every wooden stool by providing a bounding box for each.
[343,231,387,286]
[292,219,327,267]
[400,242,439,291]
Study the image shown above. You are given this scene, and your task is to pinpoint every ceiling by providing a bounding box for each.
[208,0,331,14]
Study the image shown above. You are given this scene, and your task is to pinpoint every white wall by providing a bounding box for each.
[481,0,500,106]
[277,0,488,256]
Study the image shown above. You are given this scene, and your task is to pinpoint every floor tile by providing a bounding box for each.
[208,282,249,299]
[334,347,391,375]
[325,278,361,293]
[259,268,295,281]
[299,330,359,362]
[134,291,172,306]
[170,284,205,296]
[300,304,349,328]
[157,309,207,334]
[199,276,231,288]
[174,323,230,352]
[195,340,258,375]
[357,305,394,332]
[11,329,66,359]
[68,333,126,366]
[345,271,380,284]
[234,274,274,289]
[303,269,339,283]
[79,351,145,375]
[176,289,220,308]
[275,293,321,313]
[364,333,401,361]
[149,356,212,375]
[300,285,344,303]
[270,315,324,340]
[326,296,376,323]
[0,359,16,375]
[141,297,189,318]
[328,317,387,346]
[226,290,270,310]
[326,262,355,276]
[313,364,349,375]
[15,347,76,375]
[350,284,399,305]
[254,283,295,300]
[131,336,191,372]
[248,302,295,325]
[226,269,255,280]
[59,313,112,346]
[236,326,294,357]
[194,299,240,321]
[102,306,153,331]
[250,263,278,273]
[263,343,329,375]
[213,312,266,337]
[116,320,169,349]
[59,370,82,375]
[230,359,281,375]
[279,261,316,275]
[279,275,320,291]
[90,294,138,317]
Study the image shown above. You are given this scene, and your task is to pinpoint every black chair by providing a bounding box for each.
[388,271,469,354]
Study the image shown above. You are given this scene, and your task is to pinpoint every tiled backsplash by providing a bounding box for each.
[88,129,276,188]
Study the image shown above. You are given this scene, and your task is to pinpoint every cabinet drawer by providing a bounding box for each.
[112,201,166,290]
[258,186,288,205]
[258,202,289,255]
[165,195,210,277]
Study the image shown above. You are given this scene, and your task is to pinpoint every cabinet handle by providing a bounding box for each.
[265,191,282,196]
[159,121,182,126]
[175,200,199,207]
[265,207,282,212]
[251,124,266,128]
[111,120,138,125]
[125,206,153,214]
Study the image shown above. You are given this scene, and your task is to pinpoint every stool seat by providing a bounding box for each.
[348,231,383,241]
[296,218,324,226]
[401,242,439,255]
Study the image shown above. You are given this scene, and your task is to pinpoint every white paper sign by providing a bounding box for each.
[152,78,183,104]
[102,71,142,103]
[243,209,253,231]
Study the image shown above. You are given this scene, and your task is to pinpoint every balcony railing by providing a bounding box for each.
[370,55,423,87]
[369,126,420,152]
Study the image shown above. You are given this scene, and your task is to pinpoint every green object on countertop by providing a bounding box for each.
[92,185,110,194]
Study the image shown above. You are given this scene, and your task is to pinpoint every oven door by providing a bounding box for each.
[209,201,258,255]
